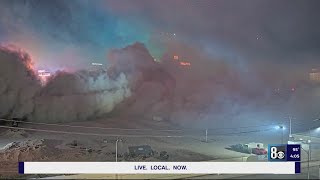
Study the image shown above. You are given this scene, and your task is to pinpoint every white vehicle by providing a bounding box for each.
[246,142,264,149]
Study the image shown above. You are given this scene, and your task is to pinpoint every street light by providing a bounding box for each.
[285,117,319,141]
[286,116,295,138]
[116,138,122,162]
[309,119,320,161]
[310,127,320,180]
[294,117,320,179]
[284,116,296,139]
[289,117,292,138]
[301,145,310,179]
[304,118,320,180]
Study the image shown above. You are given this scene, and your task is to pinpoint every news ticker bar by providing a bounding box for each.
[19,162,301,174]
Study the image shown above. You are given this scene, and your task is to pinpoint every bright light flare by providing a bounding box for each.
[38,73,51,77]
[275,125,285,130]
[180,62,191,66]
[92,63,103,66]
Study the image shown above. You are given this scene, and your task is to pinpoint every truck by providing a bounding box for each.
[230,144,251,154]
[128,145,154,158]
[229,142,267,155]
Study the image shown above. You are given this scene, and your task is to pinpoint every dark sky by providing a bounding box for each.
[111,0,320,63]
[0,0,319,70]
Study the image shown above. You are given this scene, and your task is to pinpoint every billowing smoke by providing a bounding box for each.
[0,46,40,119]
[0,45,131,123]
[106,42,176,119]
[111,41,320,130]
[146,43,275,128]
[1,42,320,131]
[32,70,131,122]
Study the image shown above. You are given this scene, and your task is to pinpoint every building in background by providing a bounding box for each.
[90,62,106,71]
[309,69,320,83]
[37,69,51,85]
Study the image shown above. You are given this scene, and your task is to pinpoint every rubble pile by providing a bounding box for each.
[0,139,61,162]
[1,129,29,138]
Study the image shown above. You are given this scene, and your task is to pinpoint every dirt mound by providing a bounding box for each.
[1,129,29,138]
[169,149,216,161]
[0,139,62,162]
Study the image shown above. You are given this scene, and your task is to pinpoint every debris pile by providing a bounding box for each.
[0,139,61,162]
[123,145,170,161]
[1,129,29,138]
[159,151,169,160]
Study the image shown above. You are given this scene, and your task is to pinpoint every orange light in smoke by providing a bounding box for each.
[173,55,179,60]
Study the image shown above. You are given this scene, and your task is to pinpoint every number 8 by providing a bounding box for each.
[270,147,278,159]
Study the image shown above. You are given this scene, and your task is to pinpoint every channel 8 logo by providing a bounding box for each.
[268,145,286,161]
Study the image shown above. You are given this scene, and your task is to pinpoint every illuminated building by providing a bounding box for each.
[90,62,106,71]
[309,69,320,82]
[37,69,51,85]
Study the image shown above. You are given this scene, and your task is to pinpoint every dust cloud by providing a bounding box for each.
[1,42,319,130]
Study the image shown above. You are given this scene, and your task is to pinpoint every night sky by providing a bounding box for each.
[0,0,320,71]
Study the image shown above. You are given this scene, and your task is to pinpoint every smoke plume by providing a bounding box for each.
[0,45,131,123]
[0,46,40,119]
[1,42,320,131]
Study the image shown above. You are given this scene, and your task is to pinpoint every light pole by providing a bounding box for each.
[289,116,293,138]
[318,164,320,180]
[205,129,208,143]
[312,127,320,180]
[278,125,285,144]
[116,138,122,162]
[309,118,320,162]
[301,145,310,180]
[304,119,320,180]
[115,138,123,180]
[285,116,295,139]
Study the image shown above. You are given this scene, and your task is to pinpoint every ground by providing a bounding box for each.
[0,117,319,179]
